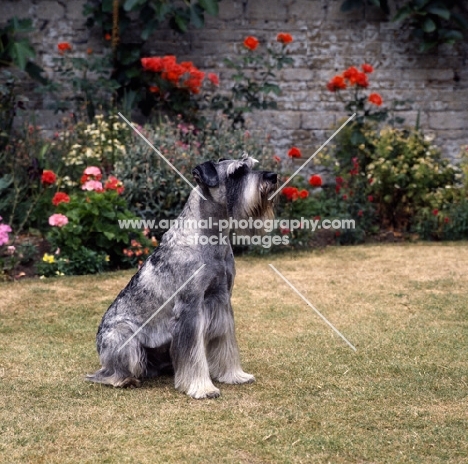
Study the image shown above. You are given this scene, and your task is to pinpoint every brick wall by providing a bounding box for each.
[1,0,467,160]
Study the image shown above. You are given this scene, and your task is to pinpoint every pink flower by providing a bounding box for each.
[83,166,102,180]
[48,214,69,227]
[0,223,12,246]
[81,180,104,192]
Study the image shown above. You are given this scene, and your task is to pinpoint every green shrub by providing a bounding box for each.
[114,116,276,234]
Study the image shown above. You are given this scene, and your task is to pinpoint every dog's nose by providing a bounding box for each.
[263,172,277,183]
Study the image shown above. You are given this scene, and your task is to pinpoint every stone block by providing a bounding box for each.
[218,1,244,20]
[245,0,288,21]
[429,112,468,131]
[301,112,336,130]
[0,0,32,20]
[36,1,65,21]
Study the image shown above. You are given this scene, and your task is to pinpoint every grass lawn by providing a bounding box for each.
[1,243,467,463]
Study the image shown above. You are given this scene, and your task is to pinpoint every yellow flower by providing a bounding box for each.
[105,255,110,262]
[42,253,55,264]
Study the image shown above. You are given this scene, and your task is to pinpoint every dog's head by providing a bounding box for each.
[192,152,277,223]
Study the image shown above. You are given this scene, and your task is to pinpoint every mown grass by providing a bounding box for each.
[1,243,467,463]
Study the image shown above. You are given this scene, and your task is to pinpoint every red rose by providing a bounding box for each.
[149,86,159,93]
[355,72,369,88]
[52,192,70,206]
[288,147,302,158]
[104,33,111,41]
[444,217,449,223]
[57,42,72,53]
[336,176,344,185]
[362,63,374,74]
[368,195,373,202]
[368,93,383,106]
[41,170,57,185]
[243,36,259,51]
[299,189,309,199]
[309,174,322,188]
[357,210,363,217]
[343,66,359,82]
[208,73,219,86]
[342,194,348,200]
[273,155,281,163]
[432,209,439,216]
[327,75,346,92]
[277,33,293,44]
[282,187,299,201]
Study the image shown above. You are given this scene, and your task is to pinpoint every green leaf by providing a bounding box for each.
[340,0,362,13]
[393,6,412,22]
[426,5,450,21]
[422,17,436,33]
[413,0,431,9]
[190,5,205,28]
[123,0,144,11]
[141,19,159,41]
[199,0,219,16]
[419,40,437,52]
[452,12,468,30]
[174,14,188,32]
[24,61,47,84]
[368,0,380,7]
[439,29,463,41]
[102,0,113,13]
[10,41,35,70]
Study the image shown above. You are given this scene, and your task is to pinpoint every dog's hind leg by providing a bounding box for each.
[171,302,220,399]
[86,323,146,388]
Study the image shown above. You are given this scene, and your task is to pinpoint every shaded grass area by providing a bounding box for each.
[1,243,467,463]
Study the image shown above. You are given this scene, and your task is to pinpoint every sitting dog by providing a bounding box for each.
[86,154,277,398]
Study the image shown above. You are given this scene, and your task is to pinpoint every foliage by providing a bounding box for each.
[39,45,120,122]
[114,115,276,233]
[82,0,221,114]
[35,247,110,277]
[58,114,130,181]
[212,34,294,127]
[0,124,58,233]
[0,70,19,153]
[340,0,468,51]
[0,17,46,82]
[46,173,151,268]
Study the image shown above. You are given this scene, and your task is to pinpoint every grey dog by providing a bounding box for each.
[86,154,277,399]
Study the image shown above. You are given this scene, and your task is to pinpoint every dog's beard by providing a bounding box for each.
[229,177,277,237]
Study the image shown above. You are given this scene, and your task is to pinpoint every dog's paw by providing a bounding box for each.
[218,371,255,385]
[188,386,221,399]
[120,377,142,388]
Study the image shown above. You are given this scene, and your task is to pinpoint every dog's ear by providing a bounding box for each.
[192,161,219,188]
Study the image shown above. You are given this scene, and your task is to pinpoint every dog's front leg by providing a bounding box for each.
[207,302,255,385]
[171,302,220,399]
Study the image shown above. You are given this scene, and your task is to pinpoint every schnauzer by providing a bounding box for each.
[86,154,277,399]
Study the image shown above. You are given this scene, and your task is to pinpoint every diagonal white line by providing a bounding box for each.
[268,113,356,200]
[118,112,207,201]
[268,264,356,351]
[117,264,206,352]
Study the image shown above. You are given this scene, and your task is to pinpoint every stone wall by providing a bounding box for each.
[1,0,467,160]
